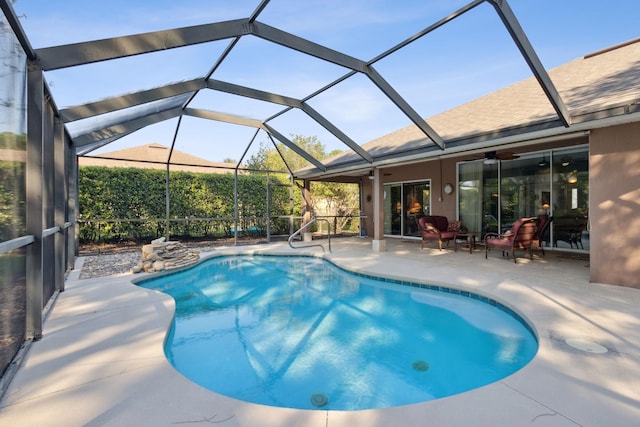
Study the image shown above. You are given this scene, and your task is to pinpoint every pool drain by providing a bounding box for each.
[565,338,608,354]
[310,393,329,408]
[412,360,429,372]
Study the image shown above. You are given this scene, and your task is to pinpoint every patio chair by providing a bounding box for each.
[533,215,553,256]
[418,215,460,251]
[485,217,537,263]
[553,211,588,249]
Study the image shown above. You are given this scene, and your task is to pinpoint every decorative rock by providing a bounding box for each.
[133,239,199,274]
[131,264,142,274]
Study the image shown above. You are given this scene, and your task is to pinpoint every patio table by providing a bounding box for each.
[455,232,478,254]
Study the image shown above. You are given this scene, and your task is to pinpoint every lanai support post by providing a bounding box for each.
[165,164,170,241]
[234,168,239,245]
[53,118,66,292]
[371,167,386,252]
[26,61,44,340]
[302,179,312,242]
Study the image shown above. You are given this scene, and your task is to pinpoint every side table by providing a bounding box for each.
[455,232,477,254]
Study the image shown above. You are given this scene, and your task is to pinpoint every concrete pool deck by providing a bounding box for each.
[1,237,639,426]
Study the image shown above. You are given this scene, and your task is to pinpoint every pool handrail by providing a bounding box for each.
[288,218,332,253]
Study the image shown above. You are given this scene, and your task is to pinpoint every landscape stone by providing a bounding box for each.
[133,240,199,274]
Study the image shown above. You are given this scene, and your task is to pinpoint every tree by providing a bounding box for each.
[246,135,326,172]
[311,181,360,234]
[247,135,361,234]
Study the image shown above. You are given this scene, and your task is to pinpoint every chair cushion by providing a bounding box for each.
[503,217,526,235]
[447,221,461,232]
[439,231,457,239]
[486,237,513,249]
[421,215,449,232]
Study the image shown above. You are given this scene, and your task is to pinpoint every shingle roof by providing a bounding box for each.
[315,37,640,171]
[79,143,241,174]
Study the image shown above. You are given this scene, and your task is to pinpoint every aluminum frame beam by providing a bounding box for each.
[184,107,264,128]
[74,107,183,147]
[487,0,570,127]
[370,0,484,64]
[206,79,302,108]
[66,75,374,163]
[259,0,487,153]
[68,99,186,140]
[75,132,135,155]
[206,79,373,162]
[300,103,373,163]
[35,19,252,71]
[0,0,35,59]
[365,65,445,149]
[262,124,327,171]
[60,78,206,122]
[34,0,568,167]
[184,107,327,171]
[251,21,444,147]
[37,15,444,152]
[251,21,365,71]
[184,0,271,112]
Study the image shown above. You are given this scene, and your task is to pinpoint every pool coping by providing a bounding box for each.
[1,239,639,426]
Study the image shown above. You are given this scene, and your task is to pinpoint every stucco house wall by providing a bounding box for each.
[590,122,640,288]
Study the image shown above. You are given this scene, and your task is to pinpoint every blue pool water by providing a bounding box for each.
[137,254,538,411]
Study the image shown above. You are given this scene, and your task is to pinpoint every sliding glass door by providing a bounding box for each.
[458,161,498,240]
[499,154,550,232]
[458,146,588,251]
[551,147,589,249]
[384,181,431,237]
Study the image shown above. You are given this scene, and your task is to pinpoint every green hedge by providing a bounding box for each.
[79,167,295,243]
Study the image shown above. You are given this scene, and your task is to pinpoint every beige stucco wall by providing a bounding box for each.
[360,158,459,236]
[357,139,589,236]
[590,122,640,288]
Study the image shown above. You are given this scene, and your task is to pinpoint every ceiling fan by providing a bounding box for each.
[468,151,520,164]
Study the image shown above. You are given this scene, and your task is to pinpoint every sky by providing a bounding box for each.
[11,0,640,164]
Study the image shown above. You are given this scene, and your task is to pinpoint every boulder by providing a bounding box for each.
[132,239,199,274]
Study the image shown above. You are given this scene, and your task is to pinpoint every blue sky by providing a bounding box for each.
[12,0,640,163]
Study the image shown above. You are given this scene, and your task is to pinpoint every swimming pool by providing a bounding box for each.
[137,254,538,411]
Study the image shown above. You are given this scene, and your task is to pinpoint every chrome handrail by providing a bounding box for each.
[288,218,332,253]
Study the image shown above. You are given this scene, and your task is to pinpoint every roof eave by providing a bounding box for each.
[294,104,640,180]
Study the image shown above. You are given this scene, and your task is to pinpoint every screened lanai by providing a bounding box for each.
[6,0,639,172]
[2,0,640,391]
[2,0,587,246]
